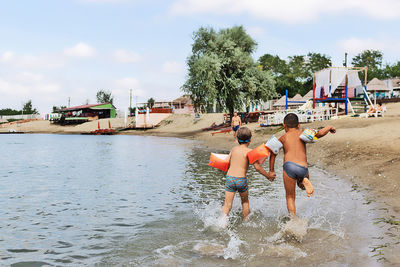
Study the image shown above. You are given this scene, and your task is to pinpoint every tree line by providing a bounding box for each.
[183,26,400,116]
[0,100,38,116]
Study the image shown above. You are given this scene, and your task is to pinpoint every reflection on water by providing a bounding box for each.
[0,135,383,266]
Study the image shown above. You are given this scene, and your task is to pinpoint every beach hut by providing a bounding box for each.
[383,77,400,98]
[367,78,390,105]
[290,94,303,105]
[273,96,287,109]
[302,90,314,101]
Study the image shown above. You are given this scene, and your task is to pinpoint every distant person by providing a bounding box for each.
[231,112,242,137]
[269,113,336,216]
[223,127,276,220]
[367,105,376,114]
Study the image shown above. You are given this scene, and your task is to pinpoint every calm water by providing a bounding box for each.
[0,134,383,266]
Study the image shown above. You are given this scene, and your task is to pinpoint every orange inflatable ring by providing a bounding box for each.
[208,153,229,172]
[247,144,270,164]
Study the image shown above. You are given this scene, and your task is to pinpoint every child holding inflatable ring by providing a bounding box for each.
[222,126,276,220]
[269,113,336,216]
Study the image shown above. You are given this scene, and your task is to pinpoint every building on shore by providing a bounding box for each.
[50,103,116,125]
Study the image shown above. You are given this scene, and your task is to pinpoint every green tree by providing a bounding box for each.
[147,97,155,108]
[22,100,39,114]
[306,52,332,75]
[183,26,276,116]
[258,52,331,97]
[352,50,384,81]
[288,55,308,81]
[0,108,22,116]
[52,106,66,113]
[258,54,288,75]
[96,90,114,104]
[383,61,400,78]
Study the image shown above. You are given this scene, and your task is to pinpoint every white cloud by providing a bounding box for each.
[115,77,144,96]
[79,0,132,3]
[247,26,266,39]
[337,37,400,54]
[170,0,400,23]
[1,51,14,62]
[64,42,96,57]
[0,72,62,113]
[113,49,141,63]
[0,51,65,69]
[162,61,184,75]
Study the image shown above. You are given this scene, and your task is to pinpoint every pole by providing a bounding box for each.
[129,89,132,114]
[68,97,70,108]
[345,74,348,115]
[312,73,315,109]
[285,89,288,110]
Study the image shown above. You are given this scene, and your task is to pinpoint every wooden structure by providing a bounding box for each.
[312,67,368,115]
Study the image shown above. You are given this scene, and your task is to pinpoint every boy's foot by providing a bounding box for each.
[297,179,305,190]
[302,178,314,197]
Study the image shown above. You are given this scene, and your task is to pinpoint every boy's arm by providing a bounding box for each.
[253,162,276,181]
[268,152,276,178]
[315,126,336,138]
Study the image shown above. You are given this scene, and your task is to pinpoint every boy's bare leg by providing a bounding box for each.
[283,171,296,216]
[222,191,235,216]
[302,178,314,197]
[239,190,250,220]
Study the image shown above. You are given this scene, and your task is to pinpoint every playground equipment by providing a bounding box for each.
[312,67,368,115]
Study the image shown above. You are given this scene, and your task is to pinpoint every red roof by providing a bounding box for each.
[61,103,108,111]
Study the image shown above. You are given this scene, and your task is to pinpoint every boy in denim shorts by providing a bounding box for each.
[222,127,276,219]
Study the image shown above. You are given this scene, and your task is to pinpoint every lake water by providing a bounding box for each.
[0,134,384,266]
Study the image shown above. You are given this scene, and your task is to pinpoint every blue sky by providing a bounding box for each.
[1,0,400,113]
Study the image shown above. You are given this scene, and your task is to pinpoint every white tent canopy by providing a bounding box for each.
[315,67,363,97]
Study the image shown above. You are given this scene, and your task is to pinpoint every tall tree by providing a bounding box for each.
[383,61,400,78]
[306,52,332,75]
[22,100,39,114]
[147,97,155,108]
[352,49,383,71]
[352,50,384,81]
[258,52,332,97]
[183,26,276,116]
[96,90,114,104]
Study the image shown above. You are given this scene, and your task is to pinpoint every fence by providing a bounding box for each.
[0,114,42,120]
[259,107,336,126]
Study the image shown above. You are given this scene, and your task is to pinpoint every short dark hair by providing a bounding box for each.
[237,127,252,143]
[283,113,299,128]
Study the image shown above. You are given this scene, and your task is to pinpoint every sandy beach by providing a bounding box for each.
[1,103,400,263]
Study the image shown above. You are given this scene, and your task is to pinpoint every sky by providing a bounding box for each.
[1,0,400,114]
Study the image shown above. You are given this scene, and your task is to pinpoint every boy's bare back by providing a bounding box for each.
[227,145,252,177]
[280,129,308,167]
